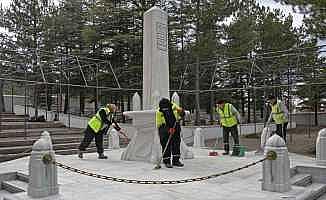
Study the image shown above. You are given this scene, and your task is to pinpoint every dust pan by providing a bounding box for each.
[208,151,219,156]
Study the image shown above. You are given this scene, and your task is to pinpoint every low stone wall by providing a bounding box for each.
[13,105,296,145]
[181,122,296,144]
[292,112,326,126]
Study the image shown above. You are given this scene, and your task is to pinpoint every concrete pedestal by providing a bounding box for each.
[27,131,59,198]
[193,128,205,148]
[121,110,161,163]
[316,128,326,165]
[262,134,291,192]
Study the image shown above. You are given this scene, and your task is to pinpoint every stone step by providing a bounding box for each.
[0,113,15,116]
[0,118,26,122]
[0,147,99,163]
[0,135,84,147]
[0,122,65,130]
[291,173,313,187]
[2,180,28,193]
[296,183,326,200]
[0,114,27,118]
[0,113,29,119]
[0,128,83,138]
[0,142,107,155]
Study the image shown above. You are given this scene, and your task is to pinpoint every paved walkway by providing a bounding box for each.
[0,148,317,200]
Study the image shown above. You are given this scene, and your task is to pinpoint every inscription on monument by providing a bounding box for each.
[156,22,167,51]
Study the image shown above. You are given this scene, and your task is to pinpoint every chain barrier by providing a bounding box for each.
[54,157,267,185]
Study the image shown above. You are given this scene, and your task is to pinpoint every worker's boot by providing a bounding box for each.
[98,153,108,159]
[163,158,173,168]
[231,145,240,156]
[164,162,173,168]
[223,144,229,155]
[78,150,84,159]
[173,160,184,167]
[173,156,184,167]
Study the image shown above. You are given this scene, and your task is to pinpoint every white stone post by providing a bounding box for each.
[171,92,180,105]
[132,92,141,111]
[28,131,59,198]
[108,129,120,149]
[316,128,326,165]
[262,134,291,192]
[193,128,205,148]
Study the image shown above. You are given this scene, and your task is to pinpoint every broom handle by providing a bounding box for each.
[156,121,178,166]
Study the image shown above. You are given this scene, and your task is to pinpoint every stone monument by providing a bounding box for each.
[28,131,59,198]
[121,6,193,163]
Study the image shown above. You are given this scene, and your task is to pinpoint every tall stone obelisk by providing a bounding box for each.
[121,6,193,163]
[143,6,169,109]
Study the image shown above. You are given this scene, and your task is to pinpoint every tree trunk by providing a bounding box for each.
[247,89,251,123]
[94,88,98,112]
[79,90,85,116]
[195,56,200,125]
[0,80,5,112]
[209,91,214,121]
[314,93,318,126]
[241,89,245,117]
[127,93,131,111]
[64,87,69,114]
[121,93,125,123]
[34,85,39,118]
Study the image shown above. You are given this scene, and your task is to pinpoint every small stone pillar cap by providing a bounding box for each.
[266,134,286,147]
[318,128,326,137]
[32,132,52,151]
[145,6,162,13]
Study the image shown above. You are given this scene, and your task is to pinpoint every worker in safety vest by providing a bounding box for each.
[216,100,241,156]
[267,95,289,142]
[156,98,185,168]
[78,104,122,159]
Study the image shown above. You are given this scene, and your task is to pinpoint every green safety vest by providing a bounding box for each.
[156,103,181,128]
[88,107,112,133]
[216,103,238,127]
[271,102,288,124]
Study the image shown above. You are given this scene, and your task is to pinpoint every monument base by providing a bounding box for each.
[121,110,193,163]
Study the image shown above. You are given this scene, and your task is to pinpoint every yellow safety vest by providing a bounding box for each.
[217,103,238,127]
[271,102,288,124]
[88,107,112,133]
[156,103,181,128]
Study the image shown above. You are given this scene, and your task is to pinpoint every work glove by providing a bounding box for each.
[118,130,130,143]
[179,109,185,118]
[168,128,176,135]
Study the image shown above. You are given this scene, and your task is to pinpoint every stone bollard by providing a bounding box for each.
[193,128,205,148]
[180,136,194,159]
[316,128,326,165]
[132,92,141,111]
[109,129,120,149]
[28,131,59,198]
[262,134,291,192]
[171,92,180,106]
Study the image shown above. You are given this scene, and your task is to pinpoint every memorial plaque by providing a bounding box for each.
[156,22,167,51]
